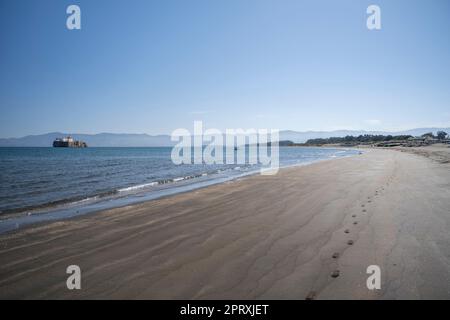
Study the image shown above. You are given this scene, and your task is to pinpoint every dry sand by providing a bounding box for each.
[1,146,450,299]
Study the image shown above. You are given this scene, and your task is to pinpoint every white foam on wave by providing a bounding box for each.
[72,196,100,204]
[118,182,159,192]
[117,172,211,193]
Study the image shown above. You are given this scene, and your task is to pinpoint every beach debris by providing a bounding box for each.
[347,240,354,245]
[332,252,340,259]
[331,270,340,278]
[305,291,317,300]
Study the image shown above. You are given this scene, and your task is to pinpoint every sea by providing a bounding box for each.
[0,147,360,233]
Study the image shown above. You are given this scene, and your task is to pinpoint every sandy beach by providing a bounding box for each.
[1,146,450,299]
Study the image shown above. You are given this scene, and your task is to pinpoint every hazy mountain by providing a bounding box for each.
[0,128,448,147]
[0,132,174,147]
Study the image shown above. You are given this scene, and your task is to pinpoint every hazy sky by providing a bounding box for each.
[1,0,449,137]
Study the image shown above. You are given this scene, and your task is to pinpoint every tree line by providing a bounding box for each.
[305,131,448,145]
[305,135,413,145]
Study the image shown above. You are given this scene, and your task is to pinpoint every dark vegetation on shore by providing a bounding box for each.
[305,134,413,145]
[297,131,449,147]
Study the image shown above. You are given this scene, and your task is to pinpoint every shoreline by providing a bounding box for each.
[1,147,450,299]
[0,148,360,235]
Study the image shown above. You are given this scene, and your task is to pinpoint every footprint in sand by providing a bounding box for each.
[331,270,340,278]
[352,214,357,218]
[332,252,340,259]
[361,204,365,208]
[353,221,358,225]
[347,240,354,245]
[344,229,350,234]
[362,209,367,213]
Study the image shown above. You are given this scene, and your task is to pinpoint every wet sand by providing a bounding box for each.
[1,147,450,299]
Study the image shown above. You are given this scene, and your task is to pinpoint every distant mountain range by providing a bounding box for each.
[0,128,449,147]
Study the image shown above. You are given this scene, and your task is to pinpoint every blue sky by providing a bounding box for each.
[1,0,449,137]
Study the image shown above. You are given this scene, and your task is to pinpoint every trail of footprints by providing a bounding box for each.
[306,175,395,300]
